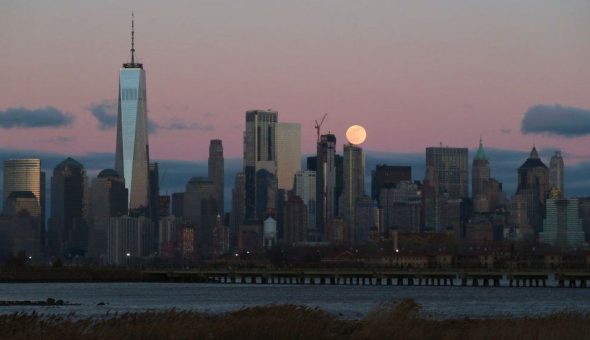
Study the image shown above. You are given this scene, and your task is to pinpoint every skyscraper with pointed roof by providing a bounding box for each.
[115,13,150,212]
[472,139,491,213]
[514,146,549,235]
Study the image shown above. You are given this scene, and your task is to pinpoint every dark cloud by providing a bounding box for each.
[521,104,590,137]
[162,120,214,132]
[89,101,117,130]
[500,128,511,135]
[0,107,72,128]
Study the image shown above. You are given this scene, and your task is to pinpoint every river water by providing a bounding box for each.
[0,283,589,319]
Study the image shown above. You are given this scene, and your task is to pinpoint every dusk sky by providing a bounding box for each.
[1,0,590,163]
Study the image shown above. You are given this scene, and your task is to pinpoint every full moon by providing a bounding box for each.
[346,125,367,145]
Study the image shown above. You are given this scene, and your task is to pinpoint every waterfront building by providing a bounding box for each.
[158,195,170,217]
[208,139,224,216]
[106,215,154,265]
[48,158,88,258]
[243,110,278,220]
[472,139,490,213]
[255,169,277,219]
[115,16,150,211]
[230,172,246,250]
[371,165,411,204]
[3,159,42,216]
[4,191,40,217]
[88,169,128,260]
[158,216,177,261]
[276,123,301,191]
[540,198,585,248]
[284,192,307,244]
[423,146,468,232]
[353,195,378,244]
[578,197,590,243]
[294,170,316,232]
[184,177,216,224]
[549,151,564,198]
[425,146,468,199]
[148,162,160,223]
[341,143,365,231]
[379,181,422,233]
[315,134,337,240]
[263,216,277,249]
[515,146,549,234]
[0,214,42,260]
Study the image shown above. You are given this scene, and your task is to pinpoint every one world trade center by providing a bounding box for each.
[115,14,150,211]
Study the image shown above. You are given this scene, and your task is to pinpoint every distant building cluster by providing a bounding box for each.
[1,22,588,265]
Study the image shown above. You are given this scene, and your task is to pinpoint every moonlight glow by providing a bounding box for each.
[346,125,367,145]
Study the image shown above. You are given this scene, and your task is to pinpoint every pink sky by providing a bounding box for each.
[1,0,589,161]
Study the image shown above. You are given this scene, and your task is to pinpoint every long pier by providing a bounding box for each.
[143,270,590,288]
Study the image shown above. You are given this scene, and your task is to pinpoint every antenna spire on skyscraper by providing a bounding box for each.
[131,12,135,64]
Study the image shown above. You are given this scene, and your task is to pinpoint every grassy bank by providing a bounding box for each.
[0,300,588,339]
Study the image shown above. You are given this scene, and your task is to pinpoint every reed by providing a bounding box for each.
[0,300,588,339]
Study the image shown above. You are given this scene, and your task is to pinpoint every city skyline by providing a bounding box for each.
[1,1,589,163]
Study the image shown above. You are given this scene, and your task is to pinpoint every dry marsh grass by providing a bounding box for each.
[0,300,588,340]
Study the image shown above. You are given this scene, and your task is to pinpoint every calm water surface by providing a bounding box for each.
[1,283,589,319]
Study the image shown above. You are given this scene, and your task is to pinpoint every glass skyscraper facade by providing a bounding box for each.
[3,159,41,212]
[115,18,150,211]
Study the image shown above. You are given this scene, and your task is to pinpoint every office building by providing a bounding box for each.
[425,147,468,199]
[353,195,378,244]
[379,181,422,233]
[115,16,150,211]
[230,172,246,249]
[540,198,585,248]
[284,192,307,244]
[208,139,224,216]
[276,123,301,190]
[3,159,41,215]
[341,143,365,228]
[371,165,411,204]
[472,139,490,213]
[515,146,549,234]
[294,170,316,232]
[316,134,337,239]
[88,169,128,260]
[48,158,88,258]
[549,151,564,198]
[243,110,278,220]
[106,215,154,265]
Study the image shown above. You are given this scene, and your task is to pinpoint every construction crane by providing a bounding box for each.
[314,113,328,142]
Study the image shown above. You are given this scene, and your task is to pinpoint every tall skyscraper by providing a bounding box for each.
[472,139,491,213]
[148,162,159,222]
[425,147,468,199]
[3,159,41,214]
[230,172,246,250]
[243,110,278,220]
[341,143,365,230]
[294,170,316,232]
[88,169,128,260]
[549,151,564,198]
[276,123,301,190]
[423,146,468,232]
[48,158,88,258]
[316,134,337,240]
[208,139,224,217]
[515,146,549,234]
[115,15,150,211]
